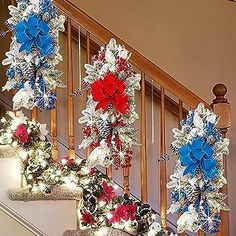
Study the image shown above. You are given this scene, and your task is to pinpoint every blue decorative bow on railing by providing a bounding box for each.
[179,138,218,180]
[15,15,54,56]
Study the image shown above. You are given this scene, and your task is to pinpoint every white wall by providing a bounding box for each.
[0,209,34,236]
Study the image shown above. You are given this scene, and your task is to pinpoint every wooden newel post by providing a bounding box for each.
[212,84,231,236]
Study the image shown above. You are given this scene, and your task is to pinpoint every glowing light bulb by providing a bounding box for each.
[94,227,108,236]
[1,117,6,123]
[113,184,119,190]
[99,201,106,207]
[18,149,28,160]
[61,159,67,165]
[75,158,82,165]
[151,214,156,220]
[106,212,113,219]
[12,141,18,147]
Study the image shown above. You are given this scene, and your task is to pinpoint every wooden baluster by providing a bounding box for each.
[86,31,91,64]
[160,86,167,229]
[198,231,205,236]
[178,100,185,236]
[212,84,231,236]
[85,31,92,158]
[67,18,75,159]
[123,167,130,195]
[31,107,38,124]
[178,100,183,127]
[51,100,58,161]
[140,72,148,203]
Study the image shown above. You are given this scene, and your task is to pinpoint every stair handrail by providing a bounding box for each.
[54,0,210,110]
[0,201,47,236]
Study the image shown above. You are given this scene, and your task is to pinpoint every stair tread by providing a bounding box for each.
[64,228,133,236]
[8,186,83,201]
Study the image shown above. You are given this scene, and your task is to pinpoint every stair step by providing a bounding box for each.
[64,228,132,236]
[0,158,78,236]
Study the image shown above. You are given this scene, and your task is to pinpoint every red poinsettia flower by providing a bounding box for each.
[98,181,115,202]
[81,211,94,225]
[14,124,29,144]
[91,73,129,114]
[109,203,137,223]
[122,204,137,221]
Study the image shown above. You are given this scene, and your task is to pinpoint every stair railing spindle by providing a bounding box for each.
[140,72,148,203]
[160,86,167,229]
[178,99,185,236]
[67,18,75,159]
[51,100,58,161]
[31,107,38,124]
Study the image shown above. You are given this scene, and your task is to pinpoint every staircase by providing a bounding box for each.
[0,0,231,235]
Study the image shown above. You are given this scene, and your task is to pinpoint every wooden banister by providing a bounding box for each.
[54,0,210,110]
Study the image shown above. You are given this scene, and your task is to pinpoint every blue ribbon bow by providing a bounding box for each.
[15,15,54,56]
[179,138,218,179]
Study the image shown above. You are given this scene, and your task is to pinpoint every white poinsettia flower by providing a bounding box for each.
[195,103,205,114]
[99,63,109,76]
[167,202,182,214]
[189,112,205,137]
[105,48,116,65]
[12,82,35,110]
[177,206,199,233]
[118,48,128,59]
[107,38,117,50]
[30,0,40,13]
[8,5,20,17]
[2,80,16,91]
[206,113,217,124]
[6,110,28,130]
[39,124,48,140]
[7,110,26,120]
[2,51,14,66]
[87,141,111,168]
[149,222,162,232]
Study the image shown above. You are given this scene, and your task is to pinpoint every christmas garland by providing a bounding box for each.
[79,39,141,168]
[0,111,173,236]
[1,0,65,111]
[167,103,230,233]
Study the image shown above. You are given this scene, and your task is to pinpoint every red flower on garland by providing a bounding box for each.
[98,181,115,202]
[109,203,137,223]
[81,211,94,225]
[14,124,29,144]
[91,73,129,114]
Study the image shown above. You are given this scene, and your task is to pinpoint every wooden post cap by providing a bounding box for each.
[212,84,231,129]
[213,84,228,103]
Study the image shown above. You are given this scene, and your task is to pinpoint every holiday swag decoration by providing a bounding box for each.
[79,39,141,168]
[1,0,65,111]
[167,103,229,234]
